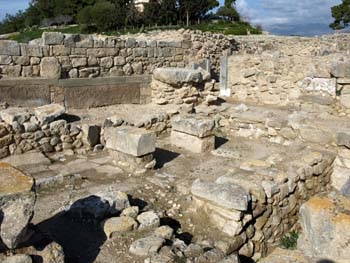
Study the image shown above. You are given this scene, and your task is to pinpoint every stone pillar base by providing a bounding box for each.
[171,130,215,153]
[109,149,156,173]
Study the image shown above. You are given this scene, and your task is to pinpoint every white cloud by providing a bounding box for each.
[235,0,342,35]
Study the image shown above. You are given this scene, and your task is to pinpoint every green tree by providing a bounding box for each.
[179,0,219,26]
[216,0,240,21]
[330,0,350,30]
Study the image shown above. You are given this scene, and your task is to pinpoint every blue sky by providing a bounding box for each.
[0,0,343,36]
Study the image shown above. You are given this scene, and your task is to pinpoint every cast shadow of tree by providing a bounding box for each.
[32,195,108,263]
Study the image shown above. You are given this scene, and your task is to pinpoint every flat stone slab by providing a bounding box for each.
[171,115,215,138]
[191,179,250,211]
[0,108,31,125]
[153,68,203,85]
[105,127,156,157]
[34,104,65,125]
[0,162,34,195]
[2,152,51,168]
[0,162,35,249]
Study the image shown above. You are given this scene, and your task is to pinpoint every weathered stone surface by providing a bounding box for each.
[171,115,215,138]
[260,248,310,263]
[336,132,350,148]
[34,104,65,125]
[2,254,32,263]
[171,130,215,153]
[137,211,160,230]
[302,77,336,95]
[0,55,12,65]
[0,108,31,125]
[153,225,174,239]
[153,68,203,85]
[331,61,350,78]
[102,216,137,237]
[331,165,350,194]
[42,32,64,45]
[0,41,20,56]
[129,236,164,256]
[0,162,35,249]
[39,242,65,263]
[191,179,250,211]
[340,94,350,108]
[40,57,61,79]
[105,127,156,157]
[298,193,350,262]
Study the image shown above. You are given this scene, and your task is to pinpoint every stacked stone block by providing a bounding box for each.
[171,115,215,153]
[105,126,156,172]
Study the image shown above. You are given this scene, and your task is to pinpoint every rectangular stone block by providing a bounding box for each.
[171,115,215,138]
[20,44,43,57]
[105,127,155,157]
[171,130,215,153]
[0,41,20,56]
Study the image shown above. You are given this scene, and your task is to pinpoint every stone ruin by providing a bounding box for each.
[1,31,350,263]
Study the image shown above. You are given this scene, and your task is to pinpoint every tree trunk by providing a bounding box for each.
[186,11,189,26]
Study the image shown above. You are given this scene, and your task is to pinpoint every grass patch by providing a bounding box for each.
[280,230,299,250]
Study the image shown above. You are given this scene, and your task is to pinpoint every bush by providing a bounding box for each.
[280,231,298,250]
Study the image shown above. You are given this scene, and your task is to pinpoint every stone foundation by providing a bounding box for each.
[191,149,335,259]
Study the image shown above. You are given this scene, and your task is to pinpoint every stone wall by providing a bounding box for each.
[223,34,350,107]
[0,104,101,159]
[0,76,151,108]
[191,149,335,259]
[0,30,233,79]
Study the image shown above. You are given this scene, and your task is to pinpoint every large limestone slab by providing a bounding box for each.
[105,127,156,157]
[153,68,203,85]
[0,162,35,249]
[0,40,20,56]
[191,179,250,211]
[298,193,350,262]
[171,130,215,153]
[0,108,31,125]
[171,115,215,138]
[42,32,64,45]
[34,104,65,125]
[40,57,61,79]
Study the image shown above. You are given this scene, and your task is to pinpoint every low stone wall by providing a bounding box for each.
[191,150,335,259]
[227,52,350,107]
[0,75,151,108]
[0,30,233,79]
[0,104,100,159]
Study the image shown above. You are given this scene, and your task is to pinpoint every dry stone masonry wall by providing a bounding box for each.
[0,30,233,79]
[227,34,350,108]
[0,104,100,159]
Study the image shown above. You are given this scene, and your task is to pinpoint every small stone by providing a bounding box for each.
[137,211,160,230]
[95,190,130,215]
[129,236,164,256]
[153,225,174,239]
[121,206,139,218]
[102,216,138,237]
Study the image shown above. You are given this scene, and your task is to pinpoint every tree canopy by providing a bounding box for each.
[0,0,244,34]
[330,0,350,30]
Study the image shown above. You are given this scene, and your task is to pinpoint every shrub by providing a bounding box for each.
[280,230,299,250]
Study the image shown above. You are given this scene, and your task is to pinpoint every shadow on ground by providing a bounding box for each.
[154,148,180,169]
[32,196,108,263]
